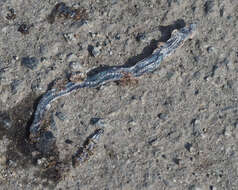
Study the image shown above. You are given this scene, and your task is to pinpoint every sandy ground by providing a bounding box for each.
[0,0,238,189]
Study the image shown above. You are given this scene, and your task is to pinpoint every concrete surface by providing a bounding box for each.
[0,0,238,189]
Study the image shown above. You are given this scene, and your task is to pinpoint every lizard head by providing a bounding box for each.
[180,23,197,40]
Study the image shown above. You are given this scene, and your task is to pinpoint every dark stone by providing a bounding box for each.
[148,137,157,145]
[194,89,199,95]
[131,95,136,100]
[207,46,214,53]
[65,139,73,144]
[95,42,100,47]
[172,157,180,165]
[0,112,12,130]
[191,5,196,13]
[161,154,166,159]
[40,57,47,62]
[88,45,100,57]
[89,117,101,125]
[184,142,192,152]
[157,113,168,120]
[219,6,224,17]
[103,41,107,46]
[227,15,232,20]
[163,97,173,106]
[195,39,200,49]
[190,118,197,127]
[18,23,32,35]
[135,32,146,42]
[21,57,39,70]
[193,56,200,62]
[209,185,214,190]
[204,0,214,15]
[115,33,120,40]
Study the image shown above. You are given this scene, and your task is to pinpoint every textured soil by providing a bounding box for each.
[0,0,238,189]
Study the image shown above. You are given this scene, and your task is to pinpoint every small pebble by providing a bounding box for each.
[55,111,66,121]
[18,23,32,35]
[135,32,146,42]
[0,112,12,130]
[226,15,232,20]
[190,118,200,127]
[194,89,199,95]
[157,113,168,121]
[69,61,84,72]
[207,46,214,53]
[210,185,217,190]
[65,139,73,144]
[12,56,18,60]
[10,79,21,94]
[40,57,47,63]
[21,57,39,70]
[204,0,214,15]
[115,33,120,40]
[88,45,101,57]
[172,157,180,165]
[90,117,102,125]
[92,47,101,57]
[191,5,196,13]
[184,142,192,152]
[63,33,77,42]
[219,7,224,17]
[89,117,105,127]
[148,137,157,145]
[103,40,109,46]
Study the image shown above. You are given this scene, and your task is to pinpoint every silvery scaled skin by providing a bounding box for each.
[29,24,196,142]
